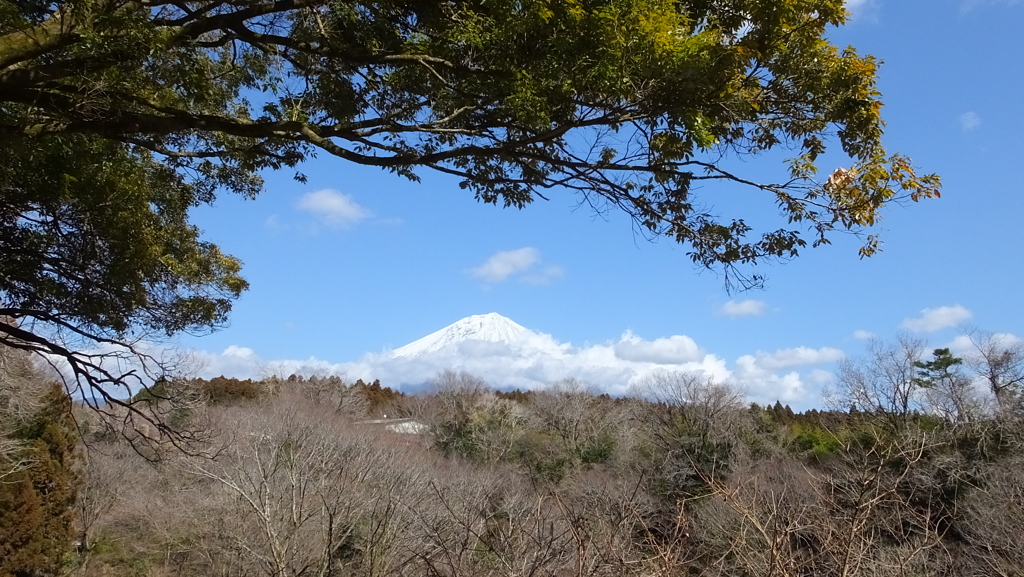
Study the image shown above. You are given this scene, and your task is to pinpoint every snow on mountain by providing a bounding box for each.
[378,312,732,396]
[390,313,533,358]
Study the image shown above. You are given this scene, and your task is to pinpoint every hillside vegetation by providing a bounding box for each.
[2,336,1024,577]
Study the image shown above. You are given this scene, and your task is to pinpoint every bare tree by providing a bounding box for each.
[687,427,956,577]
[629,370,744,451]
[348,451,438,577]
[9,320,219,455]
[473,395,530,464]
[407,467,581,577]
[430,369,490,401]
[831,335,927,431]
[921,378,981,427]
[0,342,46,478]
[184,402,394,577]
[961,328,1024,417]
[262,372,370,417]
[75,444,142,560]
[426,370,489,427]
[812,429,949,577]
[959,455,1024,574]
[529,378,618,466]
[425,369,528,462]
[551,469,661,576]
[629,371,746,501]
[689,456,821,577]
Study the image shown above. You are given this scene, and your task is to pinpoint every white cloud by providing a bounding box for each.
[853,330,875,340]
[186,346,346,381]
[724,346,844,405]
[719,299,767,317]
[471,248,539,282]
[946,335,974,355]
[947,332,1022,355]
[960,111,982,132]
[183,331,847,410]
[523,265,565,286]
[613,330,703,364]
[296,189,371,227]
[732,357,811,405]
[222,345,256,359]
[901,305,973,332]
[807,369,834,387]
[744,346,845,371]
[471,248,563,285]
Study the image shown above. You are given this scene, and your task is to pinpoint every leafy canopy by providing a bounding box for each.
[0,0,938,399]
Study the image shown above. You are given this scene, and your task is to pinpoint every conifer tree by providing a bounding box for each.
[0,384,80,577]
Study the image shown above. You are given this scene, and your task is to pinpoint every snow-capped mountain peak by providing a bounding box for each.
[390,313,532,358]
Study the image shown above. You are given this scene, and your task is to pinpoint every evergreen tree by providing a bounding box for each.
[913,348,964,389]
[0,384,80,577]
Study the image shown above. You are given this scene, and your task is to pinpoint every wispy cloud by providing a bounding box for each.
[960,111,982,132]
[523,266,565,285]
[853,330,875,340]
[742,346,845,371]
[901,305,973,332]
[471,248,563,285]
[296,189,371,227]
[845,0,880,21]
[719,299,767,317]
[471,248,539,283]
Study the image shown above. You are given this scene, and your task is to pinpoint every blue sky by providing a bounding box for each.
[177,0,1024,409]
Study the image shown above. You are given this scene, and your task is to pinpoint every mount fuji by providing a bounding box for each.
[390,313,553,359]
[377,312,722,394]
[375,311,735,397]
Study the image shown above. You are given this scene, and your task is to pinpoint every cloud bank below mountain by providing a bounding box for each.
[185,314,843,408]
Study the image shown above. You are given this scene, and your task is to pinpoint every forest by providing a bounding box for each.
[2,333,1023,577]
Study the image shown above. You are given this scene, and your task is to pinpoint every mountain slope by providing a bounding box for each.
[390,313,533,358]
